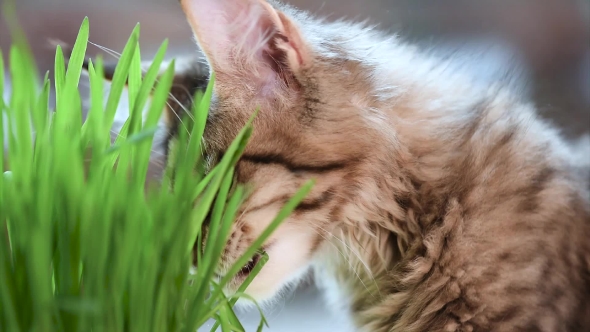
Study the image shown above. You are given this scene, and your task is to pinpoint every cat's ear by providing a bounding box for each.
[180,0,310,84]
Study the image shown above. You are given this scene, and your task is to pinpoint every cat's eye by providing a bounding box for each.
[238,253,261,276]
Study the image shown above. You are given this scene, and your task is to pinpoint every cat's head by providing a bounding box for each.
[163,0,385,303]
[174,0,387,302]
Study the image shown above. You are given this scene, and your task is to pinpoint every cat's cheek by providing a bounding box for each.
[239,224,316,302]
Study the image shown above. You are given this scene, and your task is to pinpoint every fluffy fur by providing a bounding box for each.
[100,0,590,330]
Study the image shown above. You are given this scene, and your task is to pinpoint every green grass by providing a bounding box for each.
[0,16,313,332]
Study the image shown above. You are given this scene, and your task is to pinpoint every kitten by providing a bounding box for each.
[100,0,590,330]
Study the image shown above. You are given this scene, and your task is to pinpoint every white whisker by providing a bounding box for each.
[88,41,122,59]
[165,101,191,137]
[167,92,195,121]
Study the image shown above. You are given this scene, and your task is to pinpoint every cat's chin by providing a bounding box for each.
[221,224,319,306]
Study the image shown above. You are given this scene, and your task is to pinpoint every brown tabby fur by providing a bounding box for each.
[96,0,590,330]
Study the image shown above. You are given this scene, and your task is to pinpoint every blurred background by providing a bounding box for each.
[1,0,588,331]
[2,0,589,137]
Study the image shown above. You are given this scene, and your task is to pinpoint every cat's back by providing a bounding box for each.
[378,83,590,331]
[453,133,590,332]
[457,101,590,331]
[335,31,590,329]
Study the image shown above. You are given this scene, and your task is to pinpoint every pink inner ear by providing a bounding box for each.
[181,0,278,73]
[181,0,309,94]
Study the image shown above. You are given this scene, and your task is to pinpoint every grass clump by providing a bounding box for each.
[0,16,313,332]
